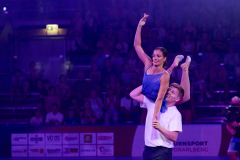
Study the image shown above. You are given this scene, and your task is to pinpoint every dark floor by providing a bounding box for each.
[0,157,231,160]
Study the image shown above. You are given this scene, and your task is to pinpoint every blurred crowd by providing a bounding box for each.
[9,0,240,124]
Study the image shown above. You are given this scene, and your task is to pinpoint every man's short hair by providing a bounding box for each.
[170,83,185,99]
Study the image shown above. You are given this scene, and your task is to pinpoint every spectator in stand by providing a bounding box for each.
[104,89,119,125]
[209,64,229,102]
[56,74,71,111]
[224,46,239,83]
[10,69,24,104]
[81,100,97,125]
[213,21,227,40]
[45,86,60,113]
[129,71,142,91]
[39,79,49,99]
[230,31,240,53]
[45,103,64,125]
[181,34,195,56]
[71,71,90,107]
[68,11,84,39]
[84,5,100,47]
[197,32,210,53]
[212,30,229,59]
[147,29,161,53]
[127,50,138,71]
[92,47,106,71]
[135,60,144,81]
[30,108,43,125]
[97,33,113,55]
[118,21,133,46]
[164,33,180,54]
[90,63,101,88]
[63,109,79,125]
[101,58,116,83]
[167,22,181,42]
[88,89,104,124]
[106,74,121,97]
[192,63,211,102]
[151,19,166,46]
[119,87,139,124]
[116,36,129,56]
[197,21,212,40]
[183,18,197,41]
[121,64,132,86]
[110,50,124,75]
[23,62,43,96]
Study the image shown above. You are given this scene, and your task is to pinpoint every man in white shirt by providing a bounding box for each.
[45,103,64,125]
[130,83,185,160]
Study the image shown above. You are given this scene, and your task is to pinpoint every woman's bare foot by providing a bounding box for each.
[181,56,191,70]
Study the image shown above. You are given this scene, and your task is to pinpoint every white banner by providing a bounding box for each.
[97,145,114,156]
[11,134,28,145]
[80,145,97,156]
[46,133,62,145]
[63,145,79,157]
[45,145,62,157]
[80,133,96,144]
[173,125,222,156]
[97,133,114,144]
[131,125,222,157]
[11,146,28,157]
[28,133,45,145]
[63,133,79,144]
[29,145,45,157]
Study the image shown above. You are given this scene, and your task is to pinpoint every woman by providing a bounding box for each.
[134,13,185,122]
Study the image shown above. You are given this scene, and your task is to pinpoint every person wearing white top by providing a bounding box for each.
[130,83,185,160]
[45,103,64,125]
[30,109,43,125]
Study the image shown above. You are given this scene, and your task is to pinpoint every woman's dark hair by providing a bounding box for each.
[154,47,168,68]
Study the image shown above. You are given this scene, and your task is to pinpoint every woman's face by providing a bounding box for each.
[152,50,166,67]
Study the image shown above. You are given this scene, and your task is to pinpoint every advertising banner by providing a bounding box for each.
[11,146,28,157]
[97,145,114,156]
[46,133,62,145]
[28,133,45,145]
[11,134,28,145]
[80,145,97,156]
[29,145,45,157]
[45,145,62,157]
[63,145,79,157]
[97,133,114,144]
[80,133,96,144]
[63,133,79,145]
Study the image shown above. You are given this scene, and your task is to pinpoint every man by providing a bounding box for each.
[130,83,184,160]
[227,96,240,160]
[45,103,64,125]
[129,55,190,160]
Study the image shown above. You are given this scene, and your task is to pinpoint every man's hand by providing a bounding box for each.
[231,121,240,127]
[152,120,161,130]
[230,129,236,135]
[138,13,149,26]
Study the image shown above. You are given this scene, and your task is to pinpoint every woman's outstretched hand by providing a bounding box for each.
[138,13,149,26]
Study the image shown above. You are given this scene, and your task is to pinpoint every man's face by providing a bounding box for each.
[165,86,180,103]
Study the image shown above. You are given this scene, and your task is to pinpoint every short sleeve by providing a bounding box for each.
[169,111,182,132]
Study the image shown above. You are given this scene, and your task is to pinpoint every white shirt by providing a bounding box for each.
[30,116,43,125]
[120,97,138,111]
[45,112,64,123]
[141,96,182,148]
